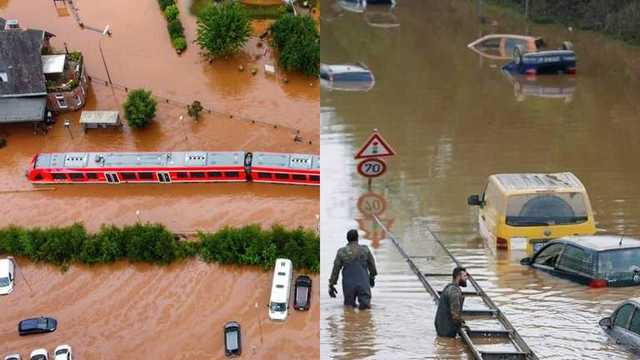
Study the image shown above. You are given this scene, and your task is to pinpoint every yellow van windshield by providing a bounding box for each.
[506,192,588,226]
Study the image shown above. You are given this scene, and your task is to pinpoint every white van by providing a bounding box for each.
[268,258,293,321]
[0,258,15,295]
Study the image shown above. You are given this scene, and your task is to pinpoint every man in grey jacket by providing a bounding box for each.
[435,266,469,337]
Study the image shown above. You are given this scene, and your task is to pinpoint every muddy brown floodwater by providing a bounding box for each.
[0,259,319,359]
[321,1,640,359]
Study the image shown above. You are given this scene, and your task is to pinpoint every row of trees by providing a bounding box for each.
[158,0,187,53]
[493,0,640,44]
[0,223,320,272]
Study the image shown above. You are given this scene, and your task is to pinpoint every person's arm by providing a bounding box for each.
[365,246,378,278]
[329,250,343,286]
[449,288,464,326]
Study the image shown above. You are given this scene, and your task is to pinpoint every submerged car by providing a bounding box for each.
[599,298,640,353]
[468,34,544,60]
[29,350,47,360]
[294,275,312,311]
[503,46,576,76]
[223,321,241,357]
[53,345,72,360]
[336,0,396,13]
[18,317,57,336]
[4,354,21,360]
[520,236,640,287]
[0,258,16,295]
[320,64,375,92]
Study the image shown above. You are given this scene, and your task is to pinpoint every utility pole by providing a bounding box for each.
[99,25,113,85]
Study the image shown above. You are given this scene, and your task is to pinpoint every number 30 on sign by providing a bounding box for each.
[357,158,387,178]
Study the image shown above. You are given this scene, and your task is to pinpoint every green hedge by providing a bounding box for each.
[0,223,319,272]
[270,14,320,76]
[158,0,187,53]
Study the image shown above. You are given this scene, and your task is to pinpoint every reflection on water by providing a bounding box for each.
[321,0,640,359]
[502,71,576,103]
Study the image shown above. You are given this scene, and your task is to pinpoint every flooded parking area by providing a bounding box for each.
[321,0,640,359]
[0,259,319,359]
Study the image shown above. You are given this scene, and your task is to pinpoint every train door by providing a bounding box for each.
[157,172,171,183]
[105,172,120,184]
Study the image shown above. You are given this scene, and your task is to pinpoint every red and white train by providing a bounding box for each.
[27,151,320,186]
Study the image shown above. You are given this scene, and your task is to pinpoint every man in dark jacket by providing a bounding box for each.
[435,266,469,337]
[328,229,378,309]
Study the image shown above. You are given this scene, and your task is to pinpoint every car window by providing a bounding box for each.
[557,245,594,275]
[505,38,528,53]
[614,304,634,329]
[334,72,372,82]
[533,243,564,267]
[598,248,640,277]
[319,71,330,80]
[506,193,588,226]
[0,276,9,287]
[629,308,640,335]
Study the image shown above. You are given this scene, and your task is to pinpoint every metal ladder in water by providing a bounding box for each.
[373,215,538,360]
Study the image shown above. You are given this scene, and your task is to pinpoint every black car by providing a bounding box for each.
[294,275,312,311]
[18,317,57,336]
[599,298,640,354]
[520,236,640,287]
[223,321,241,357]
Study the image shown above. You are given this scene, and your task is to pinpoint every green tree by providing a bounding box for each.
[123,89,157,129]
[187,100,204,120]
[196,1,251,58]
[270,14,319,76]
[164,4,180,22]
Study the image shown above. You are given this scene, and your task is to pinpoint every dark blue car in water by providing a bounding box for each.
[503,43,576,76]
[520,236,640,287]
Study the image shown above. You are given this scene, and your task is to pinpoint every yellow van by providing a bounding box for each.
[467,172,596,252]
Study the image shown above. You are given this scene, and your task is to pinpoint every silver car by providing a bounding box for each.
[599,298,640,353]
[320,64,375,92]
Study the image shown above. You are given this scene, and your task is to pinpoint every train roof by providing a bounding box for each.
[252,152,320,171]
[34,151,246,169]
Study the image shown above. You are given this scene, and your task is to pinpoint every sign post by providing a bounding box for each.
[355,129,395,189]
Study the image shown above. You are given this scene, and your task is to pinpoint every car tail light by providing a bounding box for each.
[497,237,508,250]
[525,68,537,75]
[567,68,577,75]
[589,279,608,288]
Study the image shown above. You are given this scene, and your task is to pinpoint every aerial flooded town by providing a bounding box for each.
[3,0,640,359]
[1,0,319,358]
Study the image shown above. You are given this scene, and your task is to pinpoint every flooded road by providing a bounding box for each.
[0,0,319,231]
[0,259,319,359]
[320,1,640,359]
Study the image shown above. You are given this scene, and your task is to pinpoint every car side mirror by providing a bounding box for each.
[599,317,612,328]
[467,195,482,206]
[520,257,533,266]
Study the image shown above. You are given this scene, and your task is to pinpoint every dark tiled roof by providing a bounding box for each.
[0,97,47,123]
[0,29,47,97]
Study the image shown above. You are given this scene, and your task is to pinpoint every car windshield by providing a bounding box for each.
[55,349,68,355]
[226,331,239,351]
[270,302,286,312]
[334,72,372,82]
[0,277,10,287]
[506,192,588,226]
[32,356,47,360]
[598,248,640,278]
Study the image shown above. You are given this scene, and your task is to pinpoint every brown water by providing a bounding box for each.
[0,0,319,232]
[0,259,319,359]
[321,1,640,359]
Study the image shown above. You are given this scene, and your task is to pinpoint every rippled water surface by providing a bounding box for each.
[320,1,640,359]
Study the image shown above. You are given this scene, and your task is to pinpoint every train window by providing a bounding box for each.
[121,172,137,180]
[86,173,98,179]
[138,172,154,180]
[207,171,222,178]
[191,172,205,178]
[292,174,307,181]
[225,172,240,178]
[69,173,85,181]
[52,173,68,180]
[34,174,43,181]
[310,175,320,182]
[177,172,189,179]
[275,173,289,180]
[258,172,272,179]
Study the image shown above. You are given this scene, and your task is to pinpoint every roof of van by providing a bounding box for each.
[557,235,640,251]
[492,172,585,193]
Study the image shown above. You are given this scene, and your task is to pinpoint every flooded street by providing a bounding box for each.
[0,0,319,231]
[320,1,640,359]
[0,259,319,359]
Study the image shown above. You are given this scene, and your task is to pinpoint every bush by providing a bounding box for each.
[164,4,180,22]
[242,4,291,19]
[172,37,187,52]
[187,100,204,120]
[158,0,174,11]
[123,89,157,129]
[270,15,319,76]
[196,1,251,58]
[167,18,185,39]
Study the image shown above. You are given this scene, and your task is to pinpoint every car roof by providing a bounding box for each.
[555,235,640,251]
[320,64,370,74]
[491,172,585,194]
[0,259,11,273]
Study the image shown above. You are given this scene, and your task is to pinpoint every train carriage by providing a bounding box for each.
[26,151,320,186]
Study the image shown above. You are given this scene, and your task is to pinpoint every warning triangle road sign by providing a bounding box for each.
[355,132,396,159]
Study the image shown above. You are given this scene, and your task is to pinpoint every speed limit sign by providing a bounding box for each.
[357,158,386,178]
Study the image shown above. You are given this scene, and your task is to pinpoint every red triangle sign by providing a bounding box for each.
[355,132,396,159]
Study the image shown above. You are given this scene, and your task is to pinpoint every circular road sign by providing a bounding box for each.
[357,158,387,178]
[357,192,387,217]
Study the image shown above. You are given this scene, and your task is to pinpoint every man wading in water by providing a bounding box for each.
[328,229,378,309]
[435,266,469,337]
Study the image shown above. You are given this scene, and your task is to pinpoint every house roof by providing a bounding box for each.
[0,97,47,123]
[0,29,47,97]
